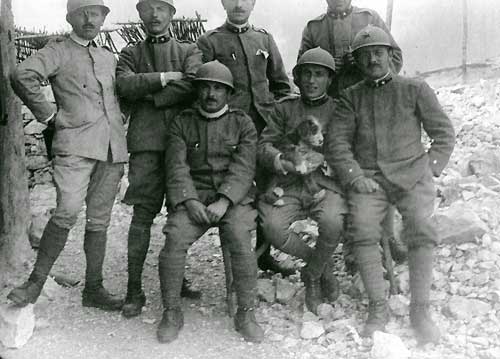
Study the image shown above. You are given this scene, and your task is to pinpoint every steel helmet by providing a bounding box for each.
[194,61,234,90]
[293,47,336,84]
[351,25,392,53]
[136,0,176,15]
[67,0,110,16]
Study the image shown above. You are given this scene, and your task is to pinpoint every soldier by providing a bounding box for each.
[299,0,406,270]
[326,26,455,343]
[157,61,263,344]
[258,48,346,314]
[8,0,127,311]
[116,0,203,318]
[299,0,403,97]
[197,0,293,276]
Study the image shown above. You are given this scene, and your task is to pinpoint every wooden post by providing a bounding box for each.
[386,0,394,31]
[0,0,31,287]
[462,0,468,82]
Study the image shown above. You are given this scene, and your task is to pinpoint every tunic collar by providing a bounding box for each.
[327,6,353,19]
[198,105,229,120]
[365,72,393,88]
[225,20,250,34]
[146,32,171,44]
[69,32,97,47]
[301,94,330,107]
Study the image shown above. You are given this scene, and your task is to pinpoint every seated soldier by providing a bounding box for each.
[326,26,455,344]
[157,61,264,344]
[258,48,346,315]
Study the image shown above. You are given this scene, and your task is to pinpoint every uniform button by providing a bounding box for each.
[433,160,437,164]
[348,169,353,173]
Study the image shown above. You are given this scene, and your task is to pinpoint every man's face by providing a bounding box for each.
[297,65,333,100]
[198,82,231,113]
[355,45,391,80]
[326,0,352,12]
[138,0,173,35]
[222,0,256,25]
[67,6,106,40]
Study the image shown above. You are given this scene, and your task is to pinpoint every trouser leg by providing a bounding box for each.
[159,209,206,309]
[258,199,312,262]
[349,187,391,337]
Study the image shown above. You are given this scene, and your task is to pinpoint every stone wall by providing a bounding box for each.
[22,86,54,188]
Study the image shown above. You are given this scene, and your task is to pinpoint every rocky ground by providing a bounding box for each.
[2,76,500,359]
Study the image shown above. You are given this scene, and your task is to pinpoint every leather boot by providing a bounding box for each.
[8,220,69,306]
[122,290,146,318]
[181,278,202,299]
[354,243,389,337]
[82,286,124,311]
[83,230,123,311]
[321,259,340,303]
[123,224,151,318]
[410,303,441,344]
[301,267,323,314]
[157,307,184,343]
[302,239,339,313]
[361,300,389,337]
[256,226,295,277]
[234,307,264,343]
[408,246,440,344]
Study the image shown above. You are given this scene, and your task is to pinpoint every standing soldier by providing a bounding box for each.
[299,0,406,270]
[8,0,127,311]
[258,48,346,314]
[157,61,263,344]
[197,0,293,276]
[116,0,202,319]
[326,26,455,343]
[299,0,403,97]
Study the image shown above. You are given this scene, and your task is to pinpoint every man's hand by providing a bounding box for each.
[185,199,210,225]
[351,176,380,194]
[206,197,231,224]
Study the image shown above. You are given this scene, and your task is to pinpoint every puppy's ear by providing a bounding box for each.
[306,115,321,135]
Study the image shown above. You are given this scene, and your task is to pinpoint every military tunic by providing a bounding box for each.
[10,34,126,231]
[116,37,202,219]
[197,22,291,132]
[326,75,455,248]
[257,95,346,253]
[159,107,258,309]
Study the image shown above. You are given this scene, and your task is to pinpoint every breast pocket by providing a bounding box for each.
[186,142,205,167]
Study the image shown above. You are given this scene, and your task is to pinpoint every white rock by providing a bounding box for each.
[0,304,35,349]
[300,321,325,340]
[388,295,409,317]
[371,331,410,359]
[275,278,297,304]
[41,276,62,300]
[433,204,488,245]
[24,120,47,135]
[443,296,492,321]
[257,279,275,303]
[316,303,334,320]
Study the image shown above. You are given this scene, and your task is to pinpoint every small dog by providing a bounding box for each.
[264,115,330,206]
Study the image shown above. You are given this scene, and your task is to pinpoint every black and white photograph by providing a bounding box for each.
[0,0,499,358]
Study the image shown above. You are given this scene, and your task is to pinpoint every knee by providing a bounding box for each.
[131,205,157,227]
[85,217,109,232]
[52,198,83,229]
[349,215,382,246]
[404,215,437,248]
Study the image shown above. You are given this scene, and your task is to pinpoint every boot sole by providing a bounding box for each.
[235,326,264,343]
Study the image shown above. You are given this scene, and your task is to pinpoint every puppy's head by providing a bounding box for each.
[294,115,324,148]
